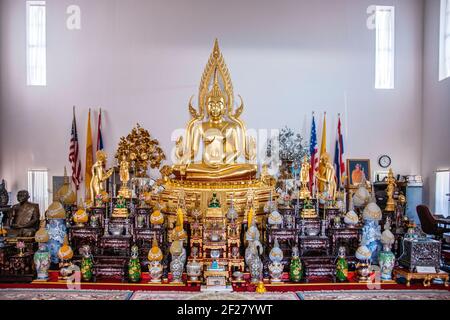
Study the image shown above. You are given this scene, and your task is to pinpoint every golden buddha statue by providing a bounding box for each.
[315,152,337,201]
[90,150,113,201]
[172,39,257,182]
[385,168,397,212]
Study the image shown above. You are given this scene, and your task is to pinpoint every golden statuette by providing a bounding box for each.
[299,155,311,199]
[385,168,397,212]
[172,39,257,182]
[315,152,337,201]
[118,155,132,198]
[90,150,113,202]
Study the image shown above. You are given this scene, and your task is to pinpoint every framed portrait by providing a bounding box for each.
[52,176,64,201]
[346,159,371,187]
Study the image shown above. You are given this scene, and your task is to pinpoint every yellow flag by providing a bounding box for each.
[320,112,327,156]
[84,109,94,201]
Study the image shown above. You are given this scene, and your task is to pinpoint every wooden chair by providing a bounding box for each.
[416,205,444,239]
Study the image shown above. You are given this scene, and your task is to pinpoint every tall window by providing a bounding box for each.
[26,1,46,86]
[27,169,49,217]
[439,0,450,81]
[375,6,395,89]
[435,170,450,217]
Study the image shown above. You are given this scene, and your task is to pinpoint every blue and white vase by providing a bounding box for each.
[362,220,381,264]
[46,219,67,264]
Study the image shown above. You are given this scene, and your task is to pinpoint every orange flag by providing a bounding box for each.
[320,112,327,156]
[84,109,94,201]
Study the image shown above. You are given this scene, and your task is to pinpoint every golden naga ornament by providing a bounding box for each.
[172,39,257,182]
[116,123,165,178]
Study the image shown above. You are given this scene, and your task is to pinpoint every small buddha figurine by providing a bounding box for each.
[8,190,40,237]
[385,168,397,212]
[0,179,9,206]
[315,153,337,201]
[90,150,113,201]
[118,155,131,198]
[299,155,311,199]
[208,192,221,208]
[172,40,257,182]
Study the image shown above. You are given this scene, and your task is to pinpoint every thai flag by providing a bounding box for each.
[309,114,318,192]
[334,116,345,188]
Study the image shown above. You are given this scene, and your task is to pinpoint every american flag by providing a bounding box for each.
[334,115,345,188]
[69,107,82,190]
[309,113,319,192]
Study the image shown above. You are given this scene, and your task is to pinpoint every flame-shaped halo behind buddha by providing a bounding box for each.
[184,39,250,160]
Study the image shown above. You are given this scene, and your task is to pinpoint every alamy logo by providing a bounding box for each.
[66,5,81,30]
[366,5,377,30]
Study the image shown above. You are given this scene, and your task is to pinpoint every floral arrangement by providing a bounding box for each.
[266,126,308,165]
[16,240,26,256]
[95,193,103,207]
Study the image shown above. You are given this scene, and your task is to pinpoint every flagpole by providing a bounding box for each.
[73,105,77,200]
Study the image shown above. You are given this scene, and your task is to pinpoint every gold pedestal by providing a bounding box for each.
[112,208,129,218]
[385,200,396,212]
[299,188,311,200]
[156,179,275,228]
[301,208,318,219]
[118,186,132,198]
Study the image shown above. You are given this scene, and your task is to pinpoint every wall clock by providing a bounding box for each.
[378,155,391,168]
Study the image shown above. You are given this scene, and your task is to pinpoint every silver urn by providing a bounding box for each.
[186,259,202,281]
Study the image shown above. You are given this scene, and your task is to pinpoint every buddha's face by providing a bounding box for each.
[206,96,225,121]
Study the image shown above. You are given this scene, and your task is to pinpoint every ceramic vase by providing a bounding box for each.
[269,262,284,282]
[149,261,163,283]
[186,259,202,281]
[249,256,263,283]
[128,257,142,283]
[81,256,94,282]
[335,247,349,282]
[356,261,371,282]
[362,220,381,264]
[33,243,50,281]
[170,256,184,283]
[379,245,395,281]
[289,256,303,282]
[46,219,67,264]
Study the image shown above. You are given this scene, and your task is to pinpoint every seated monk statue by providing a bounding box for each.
[172,40,257,182]
[7,190,40,237]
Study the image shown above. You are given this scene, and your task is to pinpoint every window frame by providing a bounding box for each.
[27,169,49,217]
[26,0,47,86]
[374,5,395,90]
[439,0,450,81]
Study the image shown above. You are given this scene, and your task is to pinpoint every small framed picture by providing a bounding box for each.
[52,176,65,201]
[346,159,371,187]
